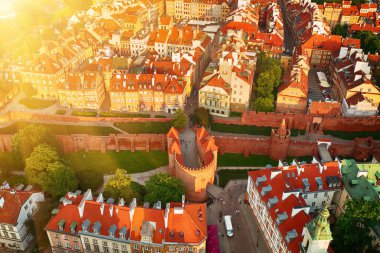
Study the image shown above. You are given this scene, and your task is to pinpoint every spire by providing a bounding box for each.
[307,203,333,241]
[278,119,287,136]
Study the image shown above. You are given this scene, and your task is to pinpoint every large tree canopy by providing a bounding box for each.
[144,173,186,205]
[172,109,188,129]
[190,107,212,128]
[25,144,78,198]
[353,31,380,54]
[103,169,140,202]
[332,199,380,253]
[12,124,58,162]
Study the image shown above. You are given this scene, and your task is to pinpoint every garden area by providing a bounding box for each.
[19,98,56,109]
[114,122,172,134]
[0,122,119,136]
[324,130,380,140]
[63,150,168,175]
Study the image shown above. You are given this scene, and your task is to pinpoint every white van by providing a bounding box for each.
[223,215,234,237]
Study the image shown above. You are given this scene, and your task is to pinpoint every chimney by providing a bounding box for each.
[109,204,114,217]
[136,74,140,80]
[96,193,104,203]
[0,197,4,208]
[118,198,125,206]
[100,203,105,215]
[182,195,185,208]
[78,189,92,218]
[152,75,155,87]
[129,198,136,221]
[164,203,170,228]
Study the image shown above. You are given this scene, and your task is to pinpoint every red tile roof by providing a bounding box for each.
[0,189,34,225]
[308,101,341,116]
[45,191,207,245]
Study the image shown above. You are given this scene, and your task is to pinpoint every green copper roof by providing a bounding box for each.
[341,160,379,201]
[307,204,332,241]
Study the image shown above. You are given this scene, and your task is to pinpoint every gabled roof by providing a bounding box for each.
[0,189,36,225]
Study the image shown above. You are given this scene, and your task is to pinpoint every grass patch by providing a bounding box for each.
[115,122,172,134]
[71,110,97,117]
[63,151,168,174]
[0,173,27,186]
[19,98,56,109]
[0,122,119,136]
[291,129,306,136]
[99,112,150,118]
[230,112,242,117]
[211,123,272,136]
[218,169,253,187]
[154,115,167,118]
[55,109,66,115]
[324,130,380,140]
[218,153,312,167]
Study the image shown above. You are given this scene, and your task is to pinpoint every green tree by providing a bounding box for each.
[104,169,139,202]
[172,109,188,129]
[76,169,104,192]
[332,24,349,38]
[253,96,275,112]
[25,144,78,198]
[144,173,186,205]
[353,31,380,54]
[12,124,58,162]
[332,199,380,253]
[256,72,275,97]
[265,58,283,87]
[190,107,212,128]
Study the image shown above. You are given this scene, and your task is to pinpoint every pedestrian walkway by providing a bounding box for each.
[179,128,200,168]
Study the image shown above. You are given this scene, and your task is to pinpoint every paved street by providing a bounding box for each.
[308,70,325,102]
[207,180,270,253]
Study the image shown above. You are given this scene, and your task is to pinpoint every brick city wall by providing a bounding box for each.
[0,111,171,124]
[0,134,166,153]
[214,111,380,132]
[213,135,380,161]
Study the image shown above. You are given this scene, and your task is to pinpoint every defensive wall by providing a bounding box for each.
[0,134,166,153]
[213,135,380,161]
[213,111,380,132]
[0,111,172,124]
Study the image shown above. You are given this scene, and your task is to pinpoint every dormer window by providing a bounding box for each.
[82,219,91,232]
[285,229,298,243]
[69,222,78,234]
[276,211,288,225]
[58,219,66,231]
[316,177,323,190]
[302,178,310,191]
[109,224,117,237]
[93,221,101,234]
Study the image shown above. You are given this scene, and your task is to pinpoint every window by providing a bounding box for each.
[104,247,109,253]
[74,244,80,250]
[85,243,91,251]
[103,241,108,246]
[312,202,316,207]
[84,237,89,243]
[324,192,328,197]
[11,233,16,239]
[55,233,59,238]
[303,194,308,199]
[93,239,98,245]
[134,245,138,249]
[65,243,70,249]
[94,244,100,252]
[314,193,318,198]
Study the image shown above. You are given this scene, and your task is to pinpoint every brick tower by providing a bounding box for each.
[269,119,291,161]
[167,127,218,202]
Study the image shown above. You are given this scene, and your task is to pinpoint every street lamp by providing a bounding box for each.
[256,228,260,247]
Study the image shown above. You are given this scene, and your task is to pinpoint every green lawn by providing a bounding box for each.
[0,173,27,186]
[99,112,150,118]
[63,151,168,174]
[71,110,97,117]
[0,122,120,136]
[115,122,172,134]
[211,123,272,136]
[230,112,242,117]
[324,130,380,140]
[154,115,167,118]
[291,129,306,136]
[218,153,312,167]
[19,98,56,109]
